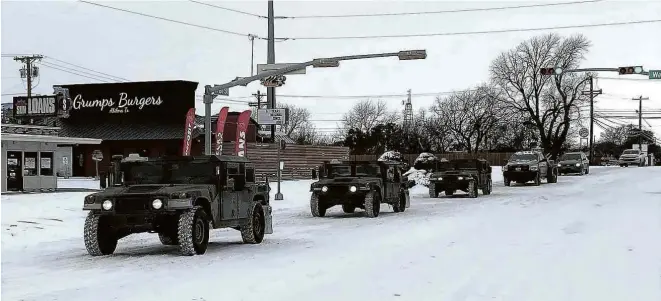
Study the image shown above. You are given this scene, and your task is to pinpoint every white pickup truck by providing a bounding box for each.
[618,149,646,167]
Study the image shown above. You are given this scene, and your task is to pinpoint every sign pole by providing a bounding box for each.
[275,133,283,200]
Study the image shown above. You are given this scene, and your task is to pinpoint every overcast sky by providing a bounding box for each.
[2,0,660,139]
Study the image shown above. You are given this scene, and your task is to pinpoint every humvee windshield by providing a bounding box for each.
[325,163,381,177]
[122,160,214,185]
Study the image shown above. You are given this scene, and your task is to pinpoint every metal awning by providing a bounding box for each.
[2,133,102,144]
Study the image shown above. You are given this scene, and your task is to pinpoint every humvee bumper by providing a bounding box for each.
[503,170,537,182]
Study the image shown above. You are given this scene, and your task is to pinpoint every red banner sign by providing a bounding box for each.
[234,110,251,157]
[181,107,196,156]
[214,107,229,155]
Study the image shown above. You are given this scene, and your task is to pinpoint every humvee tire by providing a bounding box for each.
[84,212,118,256]
[310,194,326,217]
[364,191,380,218]
[504,177,511,187]
[177,206,210,256]
[241,203,266,244]
[342,204,356,213]
[429,185,437,198]
[393,193,406,213]
[468,180,478,198]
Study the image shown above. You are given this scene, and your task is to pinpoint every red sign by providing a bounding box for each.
[234,110,251,157]
[214,107,229,155]
[181,108,196,156]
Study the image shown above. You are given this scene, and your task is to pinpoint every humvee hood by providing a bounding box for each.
[91,184,213,198]
[314,177,381,185]
[507,160,536,165]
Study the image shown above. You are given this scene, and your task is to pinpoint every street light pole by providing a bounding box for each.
[203,50,427,155]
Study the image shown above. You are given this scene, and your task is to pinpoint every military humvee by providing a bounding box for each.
[83,154,272,256]
[309,159,410,218]
[428,158,493,198]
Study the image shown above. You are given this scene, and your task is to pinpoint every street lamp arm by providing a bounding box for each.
[204,51,407,96]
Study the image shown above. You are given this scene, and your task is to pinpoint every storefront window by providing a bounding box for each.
[40,152,54,176]
[24,152,38,176]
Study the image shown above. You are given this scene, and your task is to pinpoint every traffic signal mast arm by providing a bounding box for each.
[204,50,426,96]
[540,67,650,76]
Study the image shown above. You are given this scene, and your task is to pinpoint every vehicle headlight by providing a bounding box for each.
[457,176,464,180]
[438,177,443,181]
[321,186,328,192]
[350,186,357,192]
[575,163,581,167]
[152,199,163,209]
[530,165,538,170]
[557,163,562,167]
[102,200,113,210]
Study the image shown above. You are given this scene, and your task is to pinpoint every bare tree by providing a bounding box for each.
[490,33,592,158]
[277,103,311,137]
[431,85,503,152]
[341,99,399,132]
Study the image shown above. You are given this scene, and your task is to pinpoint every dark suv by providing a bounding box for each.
[84,154,272,256]
[557,151,590,175]
[502,150,558,186]
[309,160,410,218]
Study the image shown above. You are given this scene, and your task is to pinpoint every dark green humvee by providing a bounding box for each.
[428,158,492,198]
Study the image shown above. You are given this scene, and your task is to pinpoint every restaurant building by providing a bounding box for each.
[11,80,260,177]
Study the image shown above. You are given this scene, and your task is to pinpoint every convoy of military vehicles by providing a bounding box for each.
[82,147,598,257]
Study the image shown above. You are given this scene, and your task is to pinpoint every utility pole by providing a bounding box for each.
[251,90,265,131]
[267,0,276,142]
[249,34,256,76]
[402,89,413,131]
[14,55,43,98]
[633,95,649,151]
[581,76,602,165]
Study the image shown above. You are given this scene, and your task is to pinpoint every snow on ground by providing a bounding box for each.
[57,177,100,190]
[2,166,660,301]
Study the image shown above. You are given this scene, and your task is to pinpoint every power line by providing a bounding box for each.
[39,61,123,82]
[187,0,265,18]
[278,19,661,41]
[78,0,263,39]
[282,0,604,19]
[598,76,660,82]
[38,62,113,82]
[43,57,130,82]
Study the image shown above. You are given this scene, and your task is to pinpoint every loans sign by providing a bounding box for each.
[13,95,58,117]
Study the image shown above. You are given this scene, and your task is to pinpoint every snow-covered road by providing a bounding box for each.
[2,167,660,301]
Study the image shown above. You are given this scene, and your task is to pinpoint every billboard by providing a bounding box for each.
[57,80,198,124]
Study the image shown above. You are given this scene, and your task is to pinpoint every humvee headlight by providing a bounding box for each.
[350,186,357,192]
[575,163,581,167]
[102,200,113,210]
[457,177,464,180]
[321,186,328,192]
[557,163,561,167]
[152,199,163,209]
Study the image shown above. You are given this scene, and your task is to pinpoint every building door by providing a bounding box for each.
[72,146,86,177]
[6,151,23,191]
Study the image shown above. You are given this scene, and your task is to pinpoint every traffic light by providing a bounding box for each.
[540,67,562,76]
[618,66,643,75]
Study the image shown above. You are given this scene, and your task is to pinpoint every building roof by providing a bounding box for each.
[2,133,102,144]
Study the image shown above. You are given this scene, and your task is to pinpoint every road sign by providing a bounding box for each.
[579,127,589,138]
[92,150,104,161]
[260,75,286,88]
[397,49,427,60]
[257,63,306,75]
[649,70,661,80]
[217,87,229,96]
[257,108,289,125]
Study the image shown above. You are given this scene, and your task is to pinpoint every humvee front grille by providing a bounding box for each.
[114,197,151,213]
[327,185,348,194]
[510,165,529,171]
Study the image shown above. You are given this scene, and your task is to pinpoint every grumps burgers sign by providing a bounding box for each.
[13,95,59,117]
[58,80,198,124]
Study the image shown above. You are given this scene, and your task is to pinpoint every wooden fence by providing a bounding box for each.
[350,152,515,167]
[217,142,350,180]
